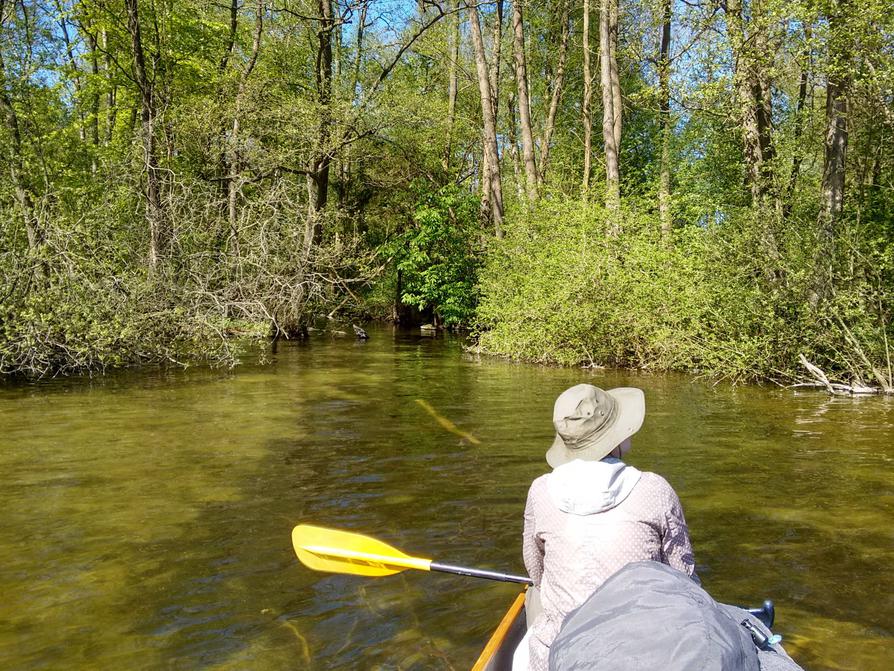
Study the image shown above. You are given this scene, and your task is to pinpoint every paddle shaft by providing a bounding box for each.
[430,562,532,584]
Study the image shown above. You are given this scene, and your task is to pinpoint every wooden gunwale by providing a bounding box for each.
[470,590,527,671]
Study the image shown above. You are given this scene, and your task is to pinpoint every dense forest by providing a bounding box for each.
[0,0,892,386]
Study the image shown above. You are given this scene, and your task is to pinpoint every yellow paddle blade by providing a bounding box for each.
[292,524,433,577]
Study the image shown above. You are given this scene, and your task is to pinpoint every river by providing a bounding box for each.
[0,326,891,670]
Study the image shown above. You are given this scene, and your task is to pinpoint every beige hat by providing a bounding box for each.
[546,384,645,468]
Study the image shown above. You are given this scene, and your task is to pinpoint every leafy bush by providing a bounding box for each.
[388,184,482,326]
[475,199,894,385]
[0,272,239,377]
[0,178,379,377]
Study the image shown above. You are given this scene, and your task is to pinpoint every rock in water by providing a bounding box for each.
[353,324,369,339]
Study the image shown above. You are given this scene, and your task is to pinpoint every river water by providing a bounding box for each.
[0,327,891,670]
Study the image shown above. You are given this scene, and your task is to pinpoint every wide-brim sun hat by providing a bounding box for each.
[545,384,645,468]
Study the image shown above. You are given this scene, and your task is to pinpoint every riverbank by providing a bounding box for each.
[473,199,894,392]
[2,198,891,390]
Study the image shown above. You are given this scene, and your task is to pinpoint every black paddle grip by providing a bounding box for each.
[430,562,533,584]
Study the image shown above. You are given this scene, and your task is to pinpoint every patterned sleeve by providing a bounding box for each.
[659,477,700,584]
[522,479,545,587]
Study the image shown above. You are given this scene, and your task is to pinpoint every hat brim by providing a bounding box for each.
[545,387,645,468]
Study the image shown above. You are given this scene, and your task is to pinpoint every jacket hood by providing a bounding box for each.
[547,457,642,515]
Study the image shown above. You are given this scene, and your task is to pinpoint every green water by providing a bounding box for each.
[0,327,891,670]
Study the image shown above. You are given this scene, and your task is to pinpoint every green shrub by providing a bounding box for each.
[474,199,894,385]
[387,184,482,326]
[0,270,240,377]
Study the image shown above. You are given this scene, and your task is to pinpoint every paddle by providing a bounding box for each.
[292,524,533,584]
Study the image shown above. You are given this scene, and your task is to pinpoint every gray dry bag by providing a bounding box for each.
[548,561,804,671]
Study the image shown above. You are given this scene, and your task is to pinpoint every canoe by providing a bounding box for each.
[470,590,527,671]
[469,589,775,671]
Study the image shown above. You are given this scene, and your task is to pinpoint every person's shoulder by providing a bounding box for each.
[636,471,680,498]
[527,472,551,497]
[529,472,550,489]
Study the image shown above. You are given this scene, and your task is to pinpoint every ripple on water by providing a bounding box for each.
[0,329,892,670]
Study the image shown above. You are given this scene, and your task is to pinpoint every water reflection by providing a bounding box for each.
[0,326,891,670]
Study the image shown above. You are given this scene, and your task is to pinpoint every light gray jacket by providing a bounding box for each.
[522,458,697,671]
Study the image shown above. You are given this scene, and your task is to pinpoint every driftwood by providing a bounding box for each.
[795,354,886,395]
[831,315,894,393]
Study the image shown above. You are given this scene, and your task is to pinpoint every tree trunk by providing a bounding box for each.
[102,29,118,144]
[338,0,368,205]
[609,0,621,152]
[507,92,525,200]
[814,2,851,303]
[726,0,775,204]
[487,0,503,123]
[755,30,775,199]
[582,0,593,193]
[125,0,166,272]
[784,28,811,217]
[223,0,242,249]
[658,0,672,239]
[511,0,537,200]
[220,0,239,71]
[353,1,368,91]
[469,2,504,236]
[55,1,86,143]
[394,267,403,323]
[726,0,781,277]
[444,1,459,171]
[479,0,502,218]
[600,0,620,209]
[305,0,334,252]
[538,0,569,183]
[79,24,102,174]
[227,0,264,255]
[0,7,39,251]
[86,29,101,151]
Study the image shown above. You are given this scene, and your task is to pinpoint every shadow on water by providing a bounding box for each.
[0,326,891,670]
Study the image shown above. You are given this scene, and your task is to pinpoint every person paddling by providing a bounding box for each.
[516,384,698,671]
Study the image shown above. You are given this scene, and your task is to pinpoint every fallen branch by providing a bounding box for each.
[832,314,893,392]
[796,354,881,395]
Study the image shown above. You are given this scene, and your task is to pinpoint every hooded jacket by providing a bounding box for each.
[521,458,697,671]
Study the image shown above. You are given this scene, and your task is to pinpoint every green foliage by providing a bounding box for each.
[476,201,894,384]
[0,0,892,385]
[389,185,481,326]
[477,201,705,369]
[0,249,239,377]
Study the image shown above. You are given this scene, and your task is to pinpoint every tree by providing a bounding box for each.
[657,0,672,239]
[124,0,167,271]
[0,0,40,251]
[511,0,537,200]
[600,0,621,209]
[783,24,812,218]
[724,0,776,205]
[582,0,594,193]
[224,0,264,254]
[469,0,504,235]
[443,0,460,170]
[305,0,335,252]
[814,0,852,302]
[537,0,570,184]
